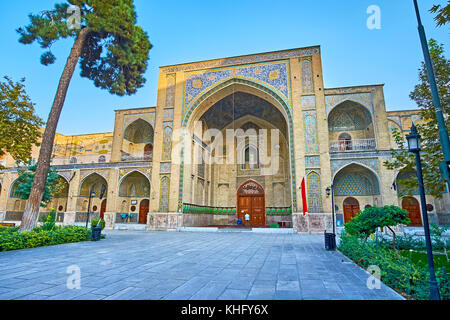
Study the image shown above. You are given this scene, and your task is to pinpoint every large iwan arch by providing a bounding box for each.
[177,77,298,213]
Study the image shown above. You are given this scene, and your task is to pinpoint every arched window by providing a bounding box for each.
[70,157,77,164]
[98,155,106,163]
[242,145,259,169]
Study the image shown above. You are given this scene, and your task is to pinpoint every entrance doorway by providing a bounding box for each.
[343,197,360,222]
[144,143,153,161]
[402,197,422,226]
[100,199,107,220]
[237,181,265,227]
[139,199,149,224]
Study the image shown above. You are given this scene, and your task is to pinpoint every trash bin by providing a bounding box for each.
[91,225,102,241]
[324,231,336,251]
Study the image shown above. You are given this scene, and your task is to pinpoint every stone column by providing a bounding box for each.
[64,170,80,226]
[0,173,14,221]
[104,168,119,229]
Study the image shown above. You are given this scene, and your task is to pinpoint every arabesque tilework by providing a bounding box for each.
[182,60,291,123]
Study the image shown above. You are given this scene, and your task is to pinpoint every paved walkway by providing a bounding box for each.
[0,231,403,300]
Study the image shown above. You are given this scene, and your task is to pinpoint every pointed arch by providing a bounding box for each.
[119,171,150,197]
[9,178,23,198]
[123,118,154,144]
[79,173,108,197]
[178,77,298,212]
[333,163,380,197]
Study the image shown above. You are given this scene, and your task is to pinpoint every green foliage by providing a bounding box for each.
[344,206,410,238]
[430,224,449,250]
[383,39,449,198]
[430,2,450,27]
[40,209,57,231]
[0,76,43,168]
[15,162,60,207]
[17,0,152,96]
[339,232,449,300]
[400,250,450,269]
[91,218,105,230]
[379,233,427,251]
[0,225,88,251]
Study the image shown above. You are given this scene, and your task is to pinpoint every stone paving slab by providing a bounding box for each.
[0,231,404,300]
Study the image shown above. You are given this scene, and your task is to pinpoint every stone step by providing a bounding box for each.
[177,226,294,233]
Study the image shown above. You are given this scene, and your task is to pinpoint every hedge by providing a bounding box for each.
[338,232,450,300]
[0,225,89,252]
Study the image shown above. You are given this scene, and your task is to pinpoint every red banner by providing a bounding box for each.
[301,177,307,216]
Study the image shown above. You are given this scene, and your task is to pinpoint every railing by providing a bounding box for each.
[115,212,138,223]
[120,153,152,162]
[51,154,111,165]
[329,138,376,152]
[265,207,292,215]
[75,212,99,223]
[38,212,65,223]
[182,203,236,215]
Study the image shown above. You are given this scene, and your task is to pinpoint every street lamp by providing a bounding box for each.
[86,189,96,229]
[325,185,336,251]
[326,185,336,235]
[413,0,450,189]
[406,123,441,300]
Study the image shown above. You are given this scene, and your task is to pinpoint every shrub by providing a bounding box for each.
[430,224,450,250]
[338,231,449,300]
[39,209,57,231]
[91,218,106,230]
[0,225,88,252]
[344,205,410,256]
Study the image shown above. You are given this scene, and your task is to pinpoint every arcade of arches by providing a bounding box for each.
[0,46,448,231]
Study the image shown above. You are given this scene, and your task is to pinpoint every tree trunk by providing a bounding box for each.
[387,226,400,258]
[19,27,90,232]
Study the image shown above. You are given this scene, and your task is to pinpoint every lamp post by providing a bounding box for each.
[326,185,336,235]
[86,189,95,229]
[413,0,450,189]
[406,123,441,300]
[325,185,336,251]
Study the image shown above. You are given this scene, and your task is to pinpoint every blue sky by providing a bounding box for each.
[0,0,448,135]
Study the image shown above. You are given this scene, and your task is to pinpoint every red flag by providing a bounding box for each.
[301,177,307,216]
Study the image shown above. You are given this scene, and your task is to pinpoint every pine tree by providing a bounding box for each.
[383,39,449,198]
[17,1,152,231]
[430,2,450,27]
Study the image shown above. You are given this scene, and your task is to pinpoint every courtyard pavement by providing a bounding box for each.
[0,230,403,300]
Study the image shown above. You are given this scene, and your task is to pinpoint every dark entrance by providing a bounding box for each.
[100,199,107,220]
[139,199,149,224]
[144,143,153,161]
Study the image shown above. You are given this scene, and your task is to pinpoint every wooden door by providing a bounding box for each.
[100,199,107,220]
[343,197,360,223]
[252,196,265,226]
[139,199,149,224]
[237,181,265,227]
[402,197,422,226]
